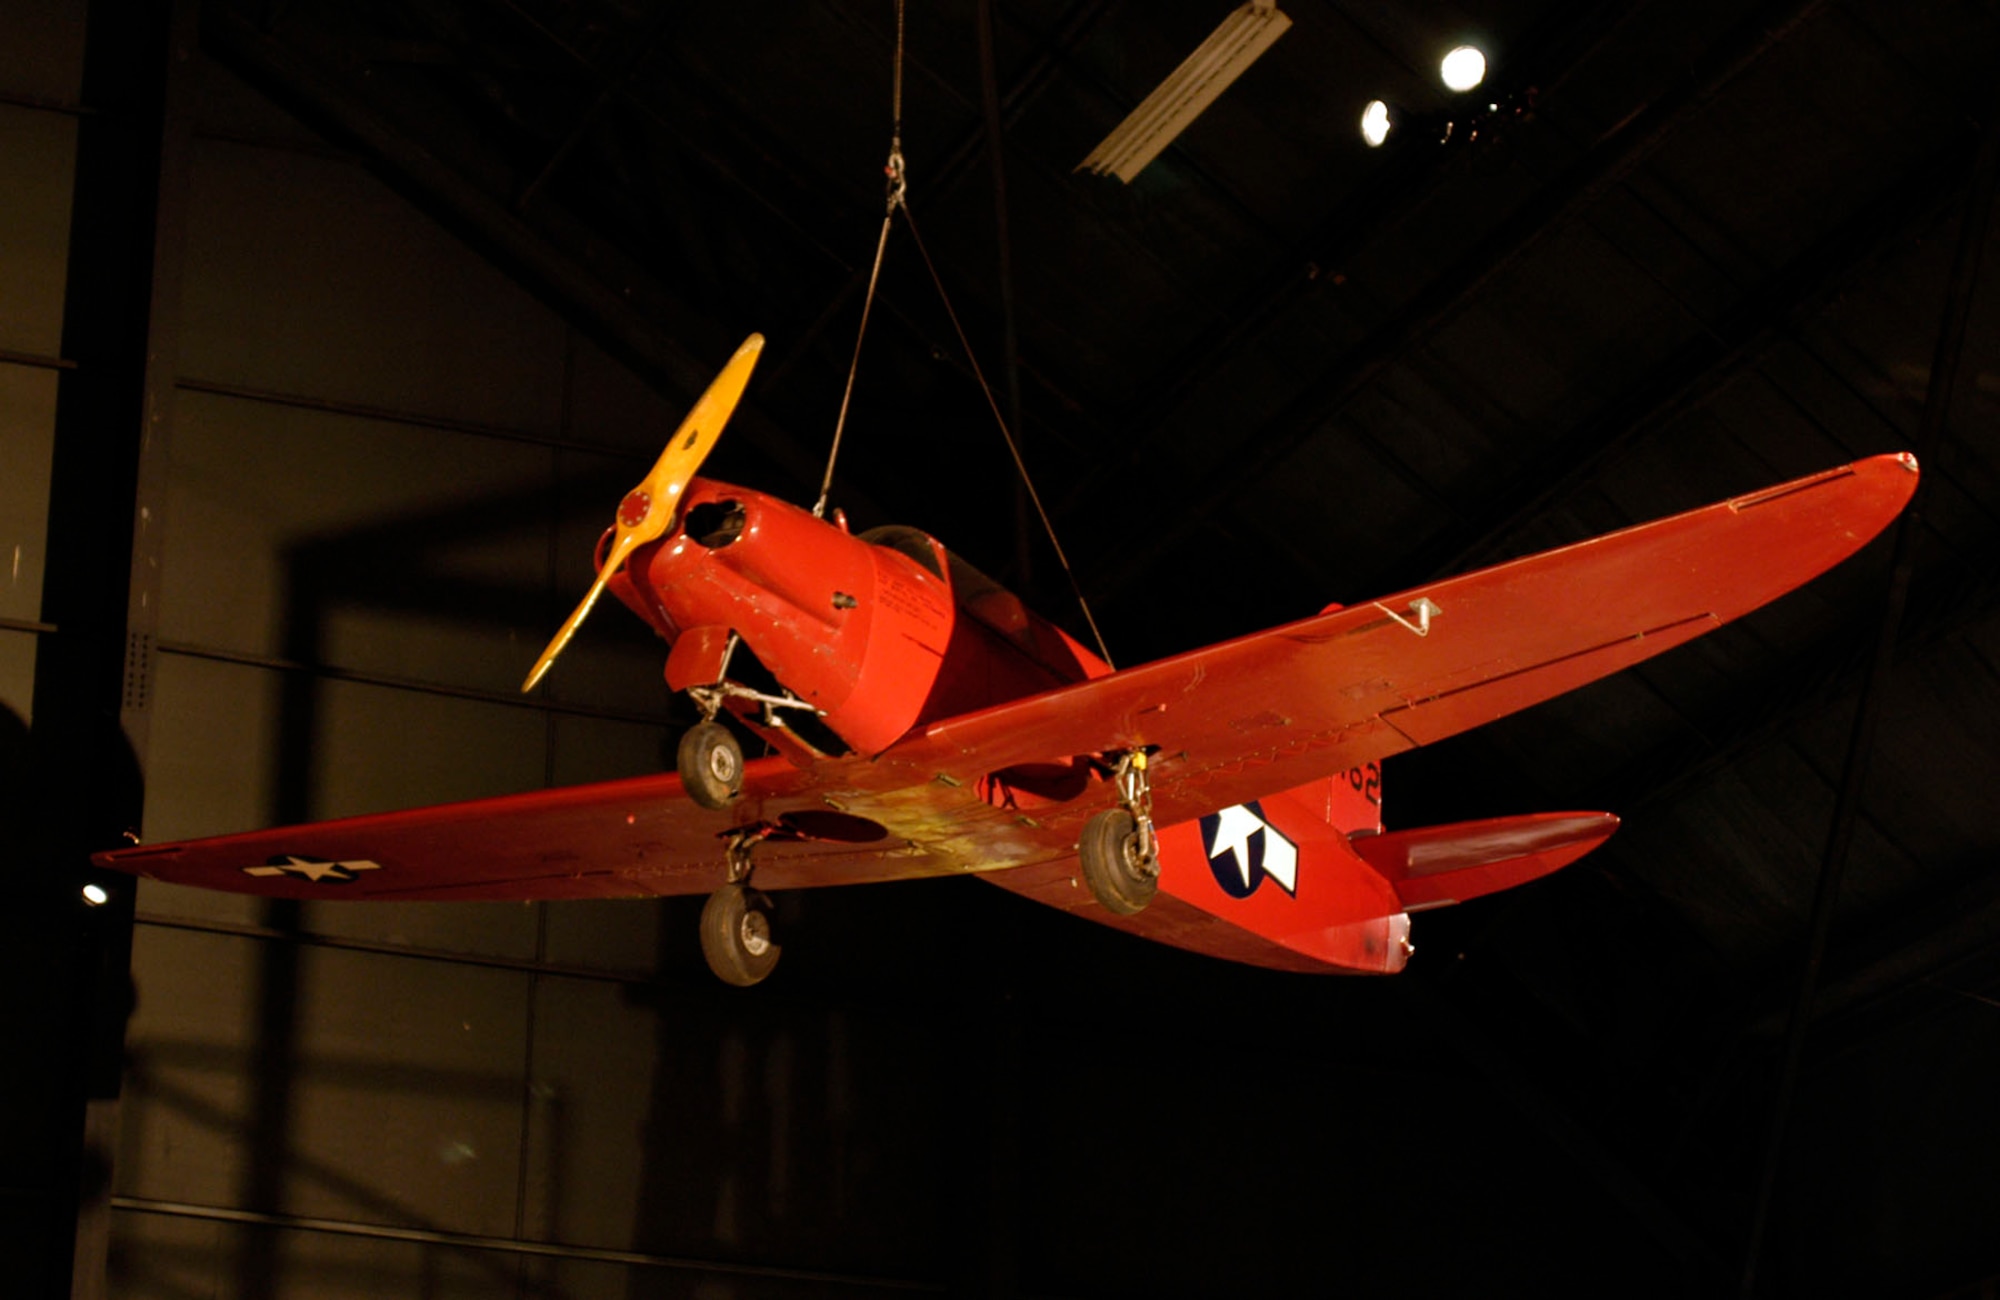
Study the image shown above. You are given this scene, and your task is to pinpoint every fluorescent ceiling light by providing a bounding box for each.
[1078,1,1293,183]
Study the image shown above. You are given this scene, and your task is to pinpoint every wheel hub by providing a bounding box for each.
[1120,834,1159,881]
[739,909,771,956]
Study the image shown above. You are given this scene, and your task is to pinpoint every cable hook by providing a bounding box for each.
[885,143,907,213]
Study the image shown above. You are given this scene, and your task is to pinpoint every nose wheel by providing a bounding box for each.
[678,721,744,810]
[675,631,827,810]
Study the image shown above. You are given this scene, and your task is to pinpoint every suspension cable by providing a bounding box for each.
[813,0,907,519]
[898,202,1115,669]
[813,0,1115,669]
[812,212,894,519]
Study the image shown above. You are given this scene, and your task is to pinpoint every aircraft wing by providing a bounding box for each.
[96,761,961,901]
[97,454,1914,917]
[871,452,1919,831]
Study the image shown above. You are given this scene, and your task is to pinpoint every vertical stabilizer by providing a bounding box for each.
[1325,761,1384,838]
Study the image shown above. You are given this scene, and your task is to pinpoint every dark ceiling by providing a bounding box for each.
[185,0,1999,1293]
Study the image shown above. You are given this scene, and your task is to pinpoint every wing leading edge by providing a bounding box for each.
[907,453,1914,972]
[878,453,1918,827]
[97,454,1915,968]
[95,761,962,901]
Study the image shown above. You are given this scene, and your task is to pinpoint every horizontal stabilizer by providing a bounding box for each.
[1350,811,1617,910]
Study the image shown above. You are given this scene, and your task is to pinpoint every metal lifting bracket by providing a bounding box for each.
[1379,596,1441,638]
[1112,749,1161,877]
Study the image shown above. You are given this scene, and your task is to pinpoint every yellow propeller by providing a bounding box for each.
[521,333,765,693]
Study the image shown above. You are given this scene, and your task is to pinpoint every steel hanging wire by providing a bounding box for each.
[813,1,906,520]
[813,0,1116,669]
[897,202,1116,669]
[812,212,895,520]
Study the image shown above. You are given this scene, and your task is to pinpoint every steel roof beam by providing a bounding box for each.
[1398,980,1732,1288]
[1069,0,1654,483]
[1391,131,1979,590]
[1074,0,1833,595]
[202,8,870,515]
[474,0,1113,405]
[1739,110,2000,1295]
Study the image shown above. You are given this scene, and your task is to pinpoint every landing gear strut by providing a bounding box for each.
[1079,750,1159,915]
[677,631,825,810]
[701,828,780,985]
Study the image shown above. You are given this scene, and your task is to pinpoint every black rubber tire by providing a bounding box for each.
[1079,807,1158,915]
[700,884,781,986]
[678,721,744,810]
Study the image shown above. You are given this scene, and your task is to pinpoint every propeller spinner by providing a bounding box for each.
[521,333,765,692]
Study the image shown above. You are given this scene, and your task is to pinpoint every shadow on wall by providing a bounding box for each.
[146,458,675,1299]
[224,477,606,1300]
[1,701,26,848]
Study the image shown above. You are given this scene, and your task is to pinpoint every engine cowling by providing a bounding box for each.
[609,480,950,753]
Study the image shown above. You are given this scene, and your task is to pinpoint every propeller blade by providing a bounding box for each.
[521,333,765,693]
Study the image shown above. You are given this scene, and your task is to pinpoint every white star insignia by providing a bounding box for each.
[243,855,383,884]
[1205,805,1299,894]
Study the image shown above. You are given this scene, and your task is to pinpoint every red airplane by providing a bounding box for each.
[96,335,1919,986]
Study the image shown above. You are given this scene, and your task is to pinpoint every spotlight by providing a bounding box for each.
[1440,45,1486,92]
[82,883,109,907]
[1361,99,1397,147]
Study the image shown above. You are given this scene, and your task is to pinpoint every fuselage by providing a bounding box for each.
[590,477,1526,976]
[604,477,1111,756]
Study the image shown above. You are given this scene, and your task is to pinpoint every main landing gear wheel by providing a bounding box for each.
[678,721,743,810]
[701,884,780,986]
[1079,808,1159,916]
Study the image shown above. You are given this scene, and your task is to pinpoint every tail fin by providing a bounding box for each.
[1323,761,1384,838]
[1124,774,1605,977]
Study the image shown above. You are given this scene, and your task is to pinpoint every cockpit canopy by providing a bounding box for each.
[861,525,1101,683]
